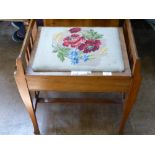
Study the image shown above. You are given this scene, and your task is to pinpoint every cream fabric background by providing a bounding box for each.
[32,27,125,72]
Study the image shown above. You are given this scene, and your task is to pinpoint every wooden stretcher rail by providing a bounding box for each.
[37,97,123,104]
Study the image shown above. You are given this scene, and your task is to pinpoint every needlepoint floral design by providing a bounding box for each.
[52,27,107,65]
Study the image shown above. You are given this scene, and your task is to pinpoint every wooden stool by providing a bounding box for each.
[14,19,141,134]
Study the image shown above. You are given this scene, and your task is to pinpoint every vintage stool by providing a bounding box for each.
[14,19,141,134]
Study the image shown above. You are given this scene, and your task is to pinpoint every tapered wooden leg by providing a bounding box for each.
[14,59,40,134]
[119,63,141,134]
[15,75,40,134]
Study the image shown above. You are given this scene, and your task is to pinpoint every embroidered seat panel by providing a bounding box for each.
[31,27,125,72]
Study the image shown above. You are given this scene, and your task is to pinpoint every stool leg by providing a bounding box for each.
[119,74,141,134]
[14,73,40,135]
[119,93,134,134]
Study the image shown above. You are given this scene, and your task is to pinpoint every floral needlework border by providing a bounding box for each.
[52,27,107,65]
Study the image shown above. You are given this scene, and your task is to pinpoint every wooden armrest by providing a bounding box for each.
[123,20,140,75]
[18,20,37,58]
[15,19,38,75]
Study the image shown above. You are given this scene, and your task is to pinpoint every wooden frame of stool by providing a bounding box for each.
[14,19,141,134]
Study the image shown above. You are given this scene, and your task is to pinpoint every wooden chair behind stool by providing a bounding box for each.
[14,19,141,134]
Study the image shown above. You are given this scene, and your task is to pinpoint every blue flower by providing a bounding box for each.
[83,54,89,62]
[69,49,79,64]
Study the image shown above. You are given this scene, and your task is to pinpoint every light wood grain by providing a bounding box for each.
[14,58,40,134]
[123,20,139,74]
[119,59,142,134]
[26,75,131,92]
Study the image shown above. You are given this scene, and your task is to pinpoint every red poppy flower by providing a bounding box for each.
[78,39,101,53]
[63,34,85,48]
[69,27,81,33]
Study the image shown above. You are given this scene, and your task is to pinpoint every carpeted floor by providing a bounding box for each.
[0,20,155,134]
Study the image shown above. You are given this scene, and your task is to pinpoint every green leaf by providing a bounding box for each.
[53,45,70,62]
[57,52,65,62]
[82,29,103,40]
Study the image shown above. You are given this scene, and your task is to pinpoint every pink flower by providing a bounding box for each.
[63,34,85,48]
[69,27,81,33]
[78,40,101,53]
